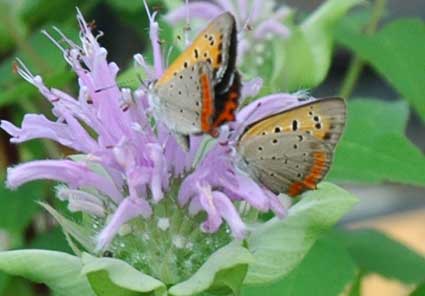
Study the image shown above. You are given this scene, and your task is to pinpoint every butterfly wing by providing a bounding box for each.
[156,12,237,87]
[154,12,239,137]
[238,97,346,196]
[240,97,346,147]
[238,132,333,196]
[155,61,215,135]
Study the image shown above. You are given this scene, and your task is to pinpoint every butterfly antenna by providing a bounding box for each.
[183,0,191,46]
[95,79,140,93]
[165,45,174,69]
[95,84,118,93]
[137,73,149,90]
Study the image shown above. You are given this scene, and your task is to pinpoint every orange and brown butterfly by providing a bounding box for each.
[150,12,240,148]
[237,97,347,197]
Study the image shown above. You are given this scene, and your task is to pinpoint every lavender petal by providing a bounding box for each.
[254,19,291,39]
[97,196,152,249]
[165,2,223,24]
[6,160,123,203]
[213,191,246,239]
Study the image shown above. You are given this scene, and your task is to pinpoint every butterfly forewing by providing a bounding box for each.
[238,97,347,196]
[155,12,237,87]
[240,97,346,148]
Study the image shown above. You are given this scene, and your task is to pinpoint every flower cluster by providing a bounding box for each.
[0,3,303,283]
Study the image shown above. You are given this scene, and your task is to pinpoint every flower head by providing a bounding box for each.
[0,4,297,284]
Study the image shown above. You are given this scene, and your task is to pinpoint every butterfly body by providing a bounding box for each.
[151,12,239,144]
[237,97,346,197]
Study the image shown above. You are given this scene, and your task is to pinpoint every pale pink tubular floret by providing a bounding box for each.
[143,0,163,78]
[97,196,152,250]
[57,186,105,217]
[253,19,290,39]
[165,2,223,24]
[6,160,123,203]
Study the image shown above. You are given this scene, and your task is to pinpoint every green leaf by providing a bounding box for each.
[20,0,98,27]
[0,25,78,108]
[242,234,357,296]
[347,271,363,296]
[29,227,73,253]
[411,282,425,296]
[169,243,253,296]
[271,0,363,91]
[0,250,94,296]
[0,272,11,295]
[337,229,425,284]
[117,66,147,90]
[2,277,34,296]
[0,2,26,55]
[0,181,45,247]
[81,253,167,296]
[336,19,425,121]
[162,0,182,10]
[244,182,358,285]
[328,99,425,186]
[105,0,145,12]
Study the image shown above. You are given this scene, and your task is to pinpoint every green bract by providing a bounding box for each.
[0,183,357,295]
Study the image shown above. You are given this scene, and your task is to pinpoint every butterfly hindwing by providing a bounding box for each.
[155,61,214,135]
[238,97,347,196]
[238,132,333,196]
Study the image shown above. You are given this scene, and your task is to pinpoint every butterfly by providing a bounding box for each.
[150,12,240,149]
[237,97,346,197]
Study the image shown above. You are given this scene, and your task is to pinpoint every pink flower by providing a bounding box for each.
[1,6,297,251]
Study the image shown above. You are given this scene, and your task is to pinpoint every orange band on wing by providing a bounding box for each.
[212,74,240,129]
[200,73,214,134]
[212,90,238,128]
[287,151,329,197]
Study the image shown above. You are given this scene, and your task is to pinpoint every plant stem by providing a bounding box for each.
[339,0,387,99]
